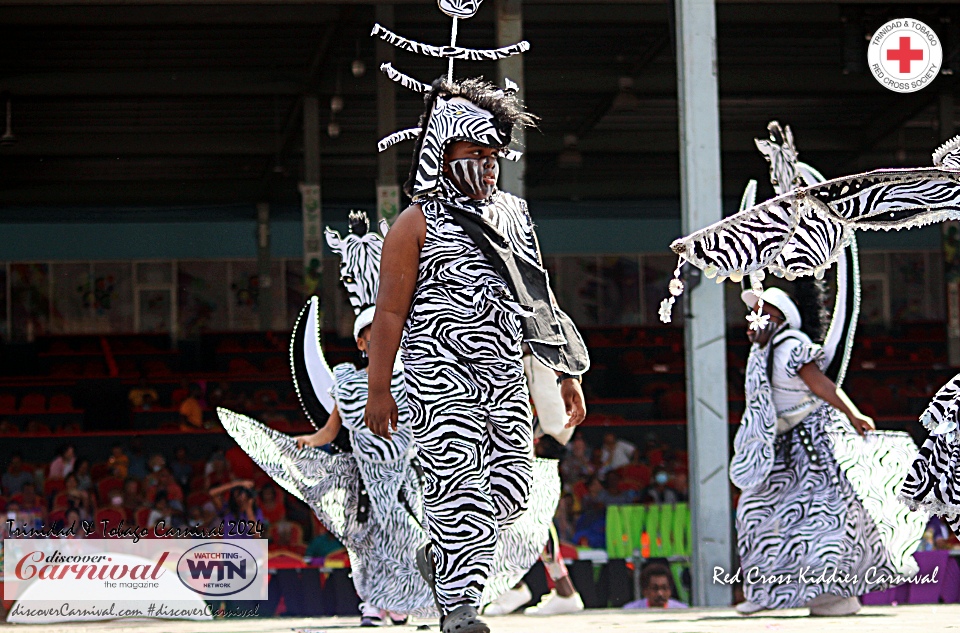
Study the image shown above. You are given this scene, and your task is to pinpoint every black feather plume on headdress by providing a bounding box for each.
[794,277,829,344]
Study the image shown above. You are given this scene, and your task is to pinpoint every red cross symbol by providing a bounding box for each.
[887,36,924,73]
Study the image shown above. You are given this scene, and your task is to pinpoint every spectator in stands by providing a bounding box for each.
[121,477,145,519]
[2,453,35,496]
[179,383,205,430]
[147,467,184,512]
[599,433,637,477]
[145,453,167,487]
[63,507,84,538]
[186,505,204,527]
[74,458,92,492]
[17,482,47,525]
[127,436,148,480]
[106,487,125,514]
[210,481,263,538]
[147,490,177,527]
[204,451,234,489]
[107,444,129,479]
[4,501,23,532]
[0,419,18,435]
[617,451,652,492]
[597,471,637,506]
[560,434,594,487]
[259,485,286,525]
[63,473,93,520]
[48,444,76,480]
[306,522,344,561]
[171,378,190,408]
[572,475,608,548]
[169,446,193,488]
[128,376,159,410]
[623,563,688,609]
[640,470,680,505]
[671,472,689,503]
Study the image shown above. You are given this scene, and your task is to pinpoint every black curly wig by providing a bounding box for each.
[403,76,538,197]
[794,277,829,344]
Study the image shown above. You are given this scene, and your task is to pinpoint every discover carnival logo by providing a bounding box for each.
[868,18,943,93]
[3,539,268,601]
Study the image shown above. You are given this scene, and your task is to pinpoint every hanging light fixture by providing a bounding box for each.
[351,41,366,77]
[1,96,16,147]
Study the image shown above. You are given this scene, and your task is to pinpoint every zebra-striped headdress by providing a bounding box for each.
[373,0,531,198]
[324,210,389,316]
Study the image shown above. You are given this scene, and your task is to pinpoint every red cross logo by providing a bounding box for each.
[886,36,924,73]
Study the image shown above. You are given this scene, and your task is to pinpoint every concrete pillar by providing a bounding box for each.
[675,0,732,607]
[495,0,525,197]
[376,6,401,226]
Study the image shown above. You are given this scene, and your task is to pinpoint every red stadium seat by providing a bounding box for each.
[97,476,124,502]
[48,394,76,412]
[0,394,15,413]
[18,393,46,413]
[44,478,66,496]
[95,507,125,531]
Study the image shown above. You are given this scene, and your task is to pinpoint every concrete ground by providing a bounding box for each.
[11,605,960,633]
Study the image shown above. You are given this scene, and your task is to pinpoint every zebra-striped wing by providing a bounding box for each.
[806,167,960,229]
[290,296,337,430]
[671,168,960,280]
[670,193,849,281]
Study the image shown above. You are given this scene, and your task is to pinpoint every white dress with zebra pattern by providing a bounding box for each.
[218,361,559,617]
[733,331,924,609]
[401,181,560,615]
[900,373,960,529]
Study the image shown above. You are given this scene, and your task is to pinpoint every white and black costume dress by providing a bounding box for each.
[900,376,960,527]
[401,180,585,614]
[731,250,924,608]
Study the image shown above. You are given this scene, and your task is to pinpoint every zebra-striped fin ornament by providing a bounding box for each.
[325,210,386,316]
[663,126,960,323]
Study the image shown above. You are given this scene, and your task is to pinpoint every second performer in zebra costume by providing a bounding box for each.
[217,211,561,624]
[662,122,925,616]
[365,79,589,632]
[734,278,923,616]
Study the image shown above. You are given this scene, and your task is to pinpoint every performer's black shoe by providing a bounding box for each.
[442,605,490,633]
[416,543,443,618]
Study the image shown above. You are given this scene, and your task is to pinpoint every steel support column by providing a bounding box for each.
[675,0,732,607]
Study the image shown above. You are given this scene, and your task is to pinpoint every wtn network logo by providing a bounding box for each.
[176,543,260,597]
[185,556,247,582]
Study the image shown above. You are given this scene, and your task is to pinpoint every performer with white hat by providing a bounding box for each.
[664,124,924,616]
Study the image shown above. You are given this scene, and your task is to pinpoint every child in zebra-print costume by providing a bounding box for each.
[733,284,924,616]
[366,78,588,633]
[217,211,562,625]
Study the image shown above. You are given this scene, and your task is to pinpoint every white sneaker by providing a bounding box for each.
[482,583,533,616]
[735,600,767,615]
[524,590,585,616]
[810,596,861,616]
[360,602,384,627]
